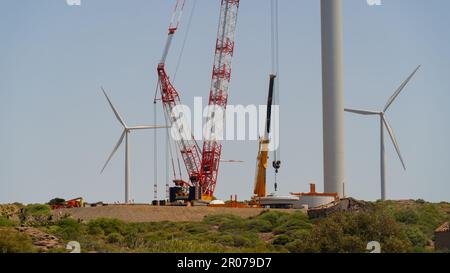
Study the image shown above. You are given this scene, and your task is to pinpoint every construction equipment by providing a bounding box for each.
[253,75,277,198]
[253,0,281,200]
[199,0,240,200]
[49,197,85,209]
[157,0,240,203]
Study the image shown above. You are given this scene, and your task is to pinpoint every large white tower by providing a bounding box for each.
[320,0,346,197]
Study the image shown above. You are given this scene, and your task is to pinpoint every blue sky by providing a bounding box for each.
[1,0,449,204]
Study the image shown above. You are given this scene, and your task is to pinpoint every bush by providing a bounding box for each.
[405,226,427,249]
[54,218,82,240]
[273,212,312,234]
[107,232,124,244]
[213,234,235,246]
[257,211,286,226]
[290,211,413,253]
[20,204,52,226]
[87,218,127,236]
[232,234,255,248]
[0,228,36,253]
[273,235,290,245]
[0,216,18,227]
[183,223,209,234]
[22,204,51,217]
[246,219,273,232]
[394,209,419,225]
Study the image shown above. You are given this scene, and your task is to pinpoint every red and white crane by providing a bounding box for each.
[200,0,240,198]
[157,0,240,201]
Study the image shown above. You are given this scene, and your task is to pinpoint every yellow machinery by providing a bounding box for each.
[254,75,278,198]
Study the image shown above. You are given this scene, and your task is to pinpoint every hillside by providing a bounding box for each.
[1,200,449,253]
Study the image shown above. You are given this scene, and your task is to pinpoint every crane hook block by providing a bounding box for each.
[272,160,281,173]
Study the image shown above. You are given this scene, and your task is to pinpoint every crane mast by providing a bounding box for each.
[157,0,202,185]
[200,0,240,198]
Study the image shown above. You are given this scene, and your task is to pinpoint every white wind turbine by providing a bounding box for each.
[101,87,167,204]
[345,65,421,200]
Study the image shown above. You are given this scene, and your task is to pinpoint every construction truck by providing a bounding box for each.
[49,197,85,209]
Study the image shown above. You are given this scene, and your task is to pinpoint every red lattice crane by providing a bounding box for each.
[157,0,240,201]
[200,0,240,198]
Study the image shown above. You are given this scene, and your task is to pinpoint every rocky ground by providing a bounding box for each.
[16,227,64,252]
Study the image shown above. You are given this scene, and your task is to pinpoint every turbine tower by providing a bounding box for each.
[321,0,346,197]
[345,65,420,200]
[101,88,167,204]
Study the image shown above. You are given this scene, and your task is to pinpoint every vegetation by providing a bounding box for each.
[0,216,18,227]
[0,228,36,253]
[0,200,448,253]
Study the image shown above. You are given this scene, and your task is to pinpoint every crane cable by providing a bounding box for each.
[173,0,197,83]
[270,0,281,192]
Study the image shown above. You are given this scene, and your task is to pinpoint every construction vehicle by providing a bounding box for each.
[252,0,281,203]
[157,0,240,203]
[49,197,85,209]
[253,75,278,199]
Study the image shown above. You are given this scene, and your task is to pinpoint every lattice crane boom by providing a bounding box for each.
[157,0,202,185]
[200,0,240,198]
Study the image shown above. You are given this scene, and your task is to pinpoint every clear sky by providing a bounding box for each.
[1,0,449,204]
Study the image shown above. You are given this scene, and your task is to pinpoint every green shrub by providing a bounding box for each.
[273,212,312,234]
[213,234,235,246]
[394,209,419,225]
[22,204,51,217]
[145,239,227,253]
[54,218,82,240]
[246,219,273,232]
[404,226,428,249]
[107,232,124,244]
[273,235,290,245]
[87,218,127,236]
[183,223,209,234]
[0,216,18,227]
[257,211,287,226]
[286,238,320,253]
[0,228,36,253]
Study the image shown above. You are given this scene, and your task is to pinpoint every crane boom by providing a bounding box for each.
[158,0,202,185]
[254,75,276,198]
[200,0,240,198]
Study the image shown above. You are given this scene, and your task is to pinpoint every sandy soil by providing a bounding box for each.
[52,205,300,223]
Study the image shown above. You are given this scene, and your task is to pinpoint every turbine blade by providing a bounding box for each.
[383,65,421,112]
[382,116,406,170]
[345,108,380,115]
[129,125,169,130]
[101,87,127,128]
[101,130,126,174]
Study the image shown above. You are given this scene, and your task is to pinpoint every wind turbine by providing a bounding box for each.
[345,65,420,200]
[101,87,167,204]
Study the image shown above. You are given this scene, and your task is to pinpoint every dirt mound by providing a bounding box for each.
[308,198,370,219]
[52,205,294,223]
